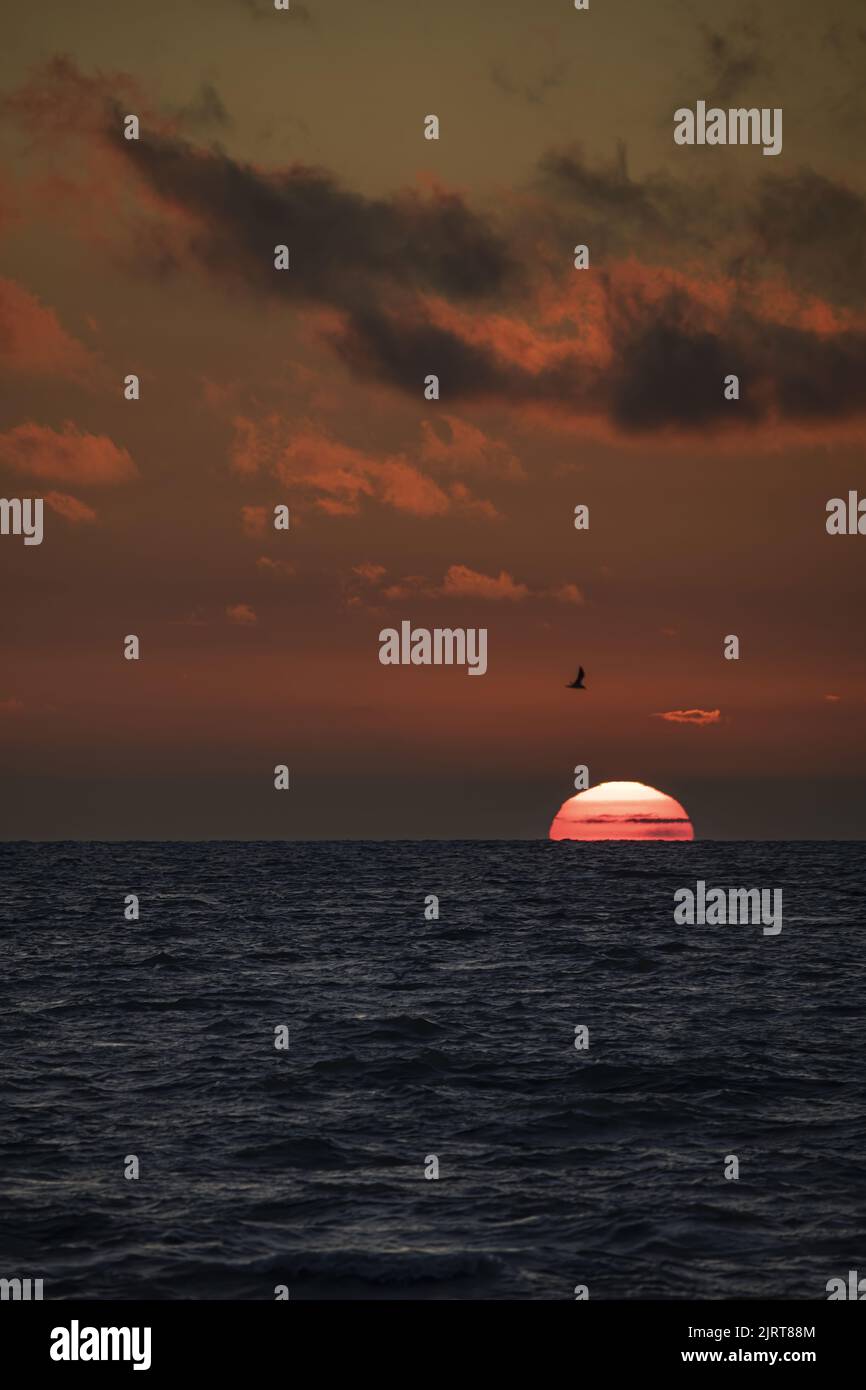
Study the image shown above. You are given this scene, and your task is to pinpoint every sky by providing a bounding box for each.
[1,0,865,839]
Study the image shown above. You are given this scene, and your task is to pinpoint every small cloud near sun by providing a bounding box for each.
[824,693,841,702]
[653,708,721,726]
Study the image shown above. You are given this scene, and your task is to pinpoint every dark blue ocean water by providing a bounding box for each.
[1,840,864,1300]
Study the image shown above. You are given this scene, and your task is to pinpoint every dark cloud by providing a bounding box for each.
[606,291,752,431]
[581,816,692,825]
[7,59,866,438]
[540,142,671,233]
[817,20,866,143]
[823,20,866,57]
[698,20,768,104]
[490,57,570,107]
[767,318,866,421]
[750,169,866,307]
[535,143,726,264]
[333,305,516,399]
[331,280,866,436]
[175,82,231,133]
[110,124,519,305]
[540,145,866,309]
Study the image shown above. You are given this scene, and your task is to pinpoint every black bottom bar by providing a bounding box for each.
[2,1299,859,1377]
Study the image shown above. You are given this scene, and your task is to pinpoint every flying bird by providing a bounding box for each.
[566,666,586,690]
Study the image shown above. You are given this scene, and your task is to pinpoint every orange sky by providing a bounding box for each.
[1,0,865,838]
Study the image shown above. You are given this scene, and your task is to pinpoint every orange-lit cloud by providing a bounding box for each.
[365,564,581,605]
[1,55,145,142]
[256,556,294,577]
[0,422,136,484]
[9,60,866,448]
[373,457,450,518]
[419,415,525,480]
[353,563,387,583]
[241,505,267,537]
[653,708,721,725]
[446,482,502,521]
[226,603,257,625]
[440,565,529,601]
[45,491,97,523]
[0,279,97,382]
[230,420,497,520]
[332,265,866,446]
[549,583,583,605]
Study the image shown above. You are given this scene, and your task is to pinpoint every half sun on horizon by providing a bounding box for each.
[549,780,695,842]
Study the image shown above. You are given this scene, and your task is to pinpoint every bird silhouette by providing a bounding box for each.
[566,666,586,690]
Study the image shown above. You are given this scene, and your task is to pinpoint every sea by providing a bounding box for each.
[1,840,863,1300]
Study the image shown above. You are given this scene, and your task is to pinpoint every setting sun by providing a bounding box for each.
[549,780,694,841]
